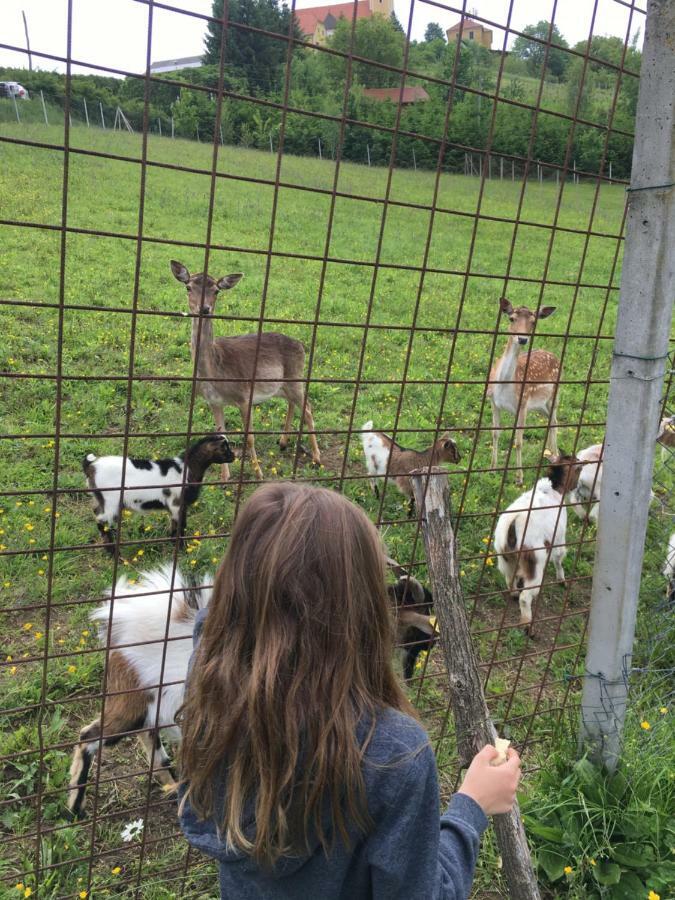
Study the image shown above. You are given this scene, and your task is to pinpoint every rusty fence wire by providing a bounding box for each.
[2,0,669,896]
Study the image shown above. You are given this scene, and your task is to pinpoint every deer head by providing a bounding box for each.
[170,260,243,316]
[499,298,556,347]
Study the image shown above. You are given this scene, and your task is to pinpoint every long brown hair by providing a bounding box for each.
[179,482,414,866]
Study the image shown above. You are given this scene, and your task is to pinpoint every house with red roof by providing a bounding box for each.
[295,0,394,46]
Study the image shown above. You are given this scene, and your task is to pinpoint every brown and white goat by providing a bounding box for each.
[171,260,320,481]
[360,421,461,515]
[67,565,212,818]
[494,453,583,635]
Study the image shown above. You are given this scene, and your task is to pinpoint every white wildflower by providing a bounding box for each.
[120,819,144,842]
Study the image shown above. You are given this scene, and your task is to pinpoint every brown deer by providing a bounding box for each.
[487,298,560,485]
[171,261,320,481]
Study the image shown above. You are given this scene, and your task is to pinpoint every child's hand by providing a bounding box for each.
[457,745,521,815]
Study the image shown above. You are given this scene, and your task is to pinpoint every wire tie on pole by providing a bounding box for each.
[625,182,674,192]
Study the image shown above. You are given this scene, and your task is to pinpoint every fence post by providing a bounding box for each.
[579,0,675,772]
[500,156,503,180]
[219,124,223,146]
[158,117,162,137]
[366,144,371,167]
[39,90,49,125]
[83,97,89,126]
[409,471,541,900]
[412,147,416,171]
[172,117,176,139]
[12,93,20,123]
[269,132,273,154]
[608,161,612,182]
[99,102,106,128]
[511,159,514,181]
[318,138,322,160]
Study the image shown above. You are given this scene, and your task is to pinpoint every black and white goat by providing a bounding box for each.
[386,558,437,679]
[360,421,461,515]
[83,434,235,552]
[67,564,212,818]
[494,453,583,635]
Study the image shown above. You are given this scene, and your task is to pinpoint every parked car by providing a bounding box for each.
[0,82,30,100]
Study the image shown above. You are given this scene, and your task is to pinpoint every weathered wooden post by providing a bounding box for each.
[410,469,541,900]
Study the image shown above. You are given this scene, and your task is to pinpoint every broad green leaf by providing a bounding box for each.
[537,847,567,882]
[607,770,628,802]
[594,860,622,885]
[610,842,654,868]
[523,818,565,843]
[607,871,645,899]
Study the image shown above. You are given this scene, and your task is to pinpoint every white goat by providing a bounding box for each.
[360,421,460,514]
[67,564,212,818]
[568,443,603,522]
[494,453,583,634]
[83,434,234,551]
[663,532,675,580]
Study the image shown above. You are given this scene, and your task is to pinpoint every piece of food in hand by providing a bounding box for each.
[491,737,511,766]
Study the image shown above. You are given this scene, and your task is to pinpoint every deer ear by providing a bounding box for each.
[171,260,190,284]
[537,306,556,319]
[217,273,243,291]
[499,297,513,315]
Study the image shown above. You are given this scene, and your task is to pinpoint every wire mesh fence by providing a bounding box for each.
[1,0,671,896]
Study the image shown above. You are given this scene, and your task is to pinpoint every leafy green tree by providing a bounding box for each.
[390,11,405,34]
[512,21,570,79]
[204,0,301,94]
[327,16,405,87]
[424,22,445,43]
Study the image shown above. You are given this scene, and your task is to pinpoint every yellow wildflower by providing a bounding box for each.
[15,885,24,892]
[485,557,494,567]
[24,523,34,531]
[37,569,45,576]
[79,892,88,899]
[563,866,572,875]
[67,665,77,674]
[659,707,668,714]
[111,867,121,875]
[641,720,651,730]
[648,892,660,900]
[10,666,17,675]
[24,890,32,898]
[22,623,33,631]
[3,581,10,588]
[81,630,89,637]
[137,549,144,556]
[34,632,43,640]
[589,858,596,866]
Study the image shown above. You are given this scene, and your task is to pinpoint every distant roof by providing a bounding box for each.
[447,17,491,32]
[295,1,371,35]
[150,55,202,72]
[362,86,430,103]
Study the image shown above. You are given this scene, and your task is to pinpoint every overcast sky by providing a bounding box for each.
[1,0,644,76]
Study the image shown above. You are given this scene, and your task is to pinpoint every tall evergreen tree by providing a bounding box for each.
[204,0,301,94]
[424,22,445,43]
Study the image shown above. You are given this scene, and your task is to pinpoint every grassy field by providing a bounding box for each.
[0,121,671,898]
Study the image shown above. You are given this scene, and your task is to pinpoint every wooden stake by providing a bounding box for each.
[409,468,541,900]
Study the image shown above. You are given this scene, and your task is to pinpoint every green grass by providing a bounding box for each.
[0,120,670,898]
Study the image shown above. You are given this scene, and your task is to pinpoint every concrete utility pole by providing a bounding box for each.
[579,0,675,772]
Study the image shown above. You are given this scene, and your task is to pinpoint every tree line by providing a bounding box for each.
[1,3,641,178]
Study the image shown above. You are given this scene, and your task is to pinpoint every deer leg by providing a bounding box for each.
[301,397,321,466]
[546,392,559,456]
[238,402,263,481]
[515,407,526,486]
[279,402,295,452]
[210,404,230,482]
[491,400,500,470]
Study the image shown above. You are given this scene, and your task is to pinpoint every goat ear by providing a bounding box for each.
[499,297,513,315]
[217,273,243,291]
[171,260,190,284]
[537,306,556,319]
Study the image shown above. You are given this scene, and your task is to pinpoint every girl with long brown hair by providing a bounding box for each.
[179,483,520,898]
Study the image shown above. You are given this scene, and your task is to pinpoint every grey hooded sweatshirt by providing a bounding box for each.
[179,612,488,900]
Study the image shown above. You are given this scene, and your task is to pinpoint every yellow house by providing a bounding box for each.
[446,17,493,49]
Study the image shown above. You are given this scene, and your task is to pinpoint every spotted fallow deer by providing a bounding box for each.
[487,298,560,485]
[171,261,320,481]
